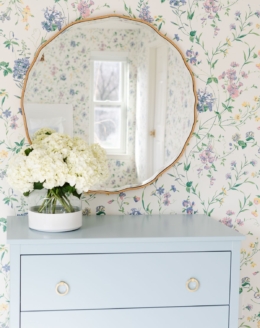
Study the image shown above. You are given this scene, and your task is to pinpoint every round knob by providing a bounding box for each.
[56,281,69,296]
[186,278,200,292]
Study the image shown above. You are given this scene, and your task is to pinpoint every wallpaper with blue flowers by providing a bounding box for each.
[0,0,260,326]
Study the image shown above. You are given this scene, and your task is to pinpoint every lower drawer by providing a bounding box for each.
[21,306,229,328]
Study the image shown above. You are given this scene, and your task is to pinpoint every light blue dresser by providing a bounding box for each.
[7,214,244,328]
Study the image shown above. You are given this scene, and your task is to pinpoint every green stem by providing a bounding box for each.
[55,189,74,213]
[62,192,75,212]
[37,188,75,214]
[37,189,52,213]
[52,197,57,214]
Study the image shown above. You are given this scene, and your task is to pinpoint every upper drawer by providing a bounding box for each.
[21,252,230,311]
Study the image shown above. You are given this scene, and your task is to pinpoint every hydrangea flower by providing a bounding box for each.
[7,129,109,195]
[13,57,30,81]
[138,3,154,23]
[41,7,65,32]
[197,89,215,113]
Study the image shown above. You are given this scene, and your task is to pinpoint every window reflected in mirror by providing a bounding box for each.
[92,58,126,154]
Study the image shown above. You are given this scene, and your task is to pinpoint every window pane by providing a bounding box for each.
[94,106,121,149]
[94,61,121,101]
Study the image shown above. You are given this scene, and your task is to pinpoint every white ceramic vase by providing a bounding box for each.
[28,210,82,232]
[28,189,82,232]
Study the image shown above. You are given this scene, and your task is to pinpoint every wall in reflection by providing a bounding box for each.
[25,25,142,189]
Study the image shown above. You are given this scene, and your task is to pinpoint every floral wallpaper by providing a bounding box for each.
[164,45,194,164]
[0,0,260,327]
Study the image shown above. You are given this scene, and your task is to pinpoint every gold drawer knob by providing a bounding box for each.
[186,278,200,292]
[56,281,69,296]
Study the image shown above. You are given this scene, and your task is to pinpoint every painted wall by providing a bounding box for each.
[0,0,260,326]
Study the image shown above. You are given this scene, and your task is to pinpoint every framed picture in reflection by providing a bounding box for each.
[23,103,73,138]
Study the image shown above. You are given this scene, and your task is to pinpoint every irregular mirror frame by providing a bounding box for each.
[22,15,196,194]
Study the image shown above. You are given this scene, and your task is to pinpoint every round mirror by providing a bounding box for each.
[22,14,196,193]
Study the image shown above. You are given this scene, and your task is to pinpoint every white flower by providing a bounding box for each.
[32,127,56,144]
[7,130,109,195]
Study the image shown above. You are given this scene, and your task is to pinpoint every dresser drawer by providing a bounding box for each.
[21,306,229,328]
[21,252,230,311]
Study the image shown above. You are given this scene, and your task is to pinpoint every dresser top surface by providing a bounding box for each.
[7,215,244,244]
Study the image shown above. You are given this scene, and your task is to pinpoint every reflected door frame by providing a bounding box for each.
[148,43,168,178]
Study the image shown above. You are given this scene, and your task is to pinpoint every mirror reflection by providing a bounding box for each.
[23,16,195,192]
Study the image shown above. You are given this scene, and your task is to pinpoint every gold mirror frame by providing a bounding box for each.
[21,13,197,195]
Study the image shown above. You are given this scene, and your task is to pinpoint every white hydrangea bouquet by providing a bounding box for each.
[7,128,109,215]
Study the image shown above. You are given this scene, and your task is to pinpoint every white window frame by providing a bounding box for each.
[89,52,128,156]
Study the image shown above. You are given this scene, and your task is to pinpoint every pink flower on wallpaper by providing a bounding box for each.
[226,68,237,81]
[203,0,220,17]
[241,71,248,78]
[235,219,244,226]
[227,83,240,98]
[77,0,94,18]
[214,26,220,36]
[230,61,239,67]
[210,176,216,186]
[226,210,235,216]
[218,72,225,80]
[220,217,233,228]
[199,145,216,169]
